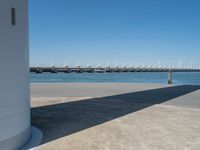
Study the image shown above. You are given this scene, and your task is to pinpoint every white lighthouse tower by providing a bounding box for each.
[0,0,31,149]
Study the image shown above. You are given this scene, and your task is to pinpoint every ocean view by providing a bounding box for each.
[30,72,200,85]
[1,0,200,149]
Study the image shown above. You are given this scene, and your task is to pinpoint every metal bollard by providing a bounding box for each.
[168,70,173,84]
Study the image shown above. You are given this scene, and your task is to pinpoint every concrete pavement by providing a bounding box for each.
[31,83,200,150]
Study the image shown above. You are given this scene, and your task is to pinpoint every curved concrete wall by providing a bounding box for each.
[0,0,30,150]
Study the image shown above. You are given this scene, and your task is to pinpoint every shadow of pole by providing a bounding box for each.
[31,85,200,144]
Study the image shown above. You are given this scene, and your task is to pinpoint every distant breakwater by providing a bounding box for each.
[30,66,200,74]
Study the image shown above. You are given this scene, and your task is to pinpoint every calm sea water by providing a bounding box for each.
[30,72,200,85]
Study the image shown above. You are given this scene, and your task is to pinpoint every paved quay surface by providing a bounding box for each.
[31,83,200,150]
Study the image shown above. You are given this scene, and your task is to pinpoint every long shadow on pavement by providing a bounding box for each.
[31,85,200,144]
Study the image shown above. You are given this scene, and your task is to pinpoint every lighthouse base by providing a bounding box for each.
[0,127,31,150]
[20,126,43,150]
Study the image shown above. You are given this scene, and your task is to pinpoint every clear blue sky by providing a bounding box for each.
[29,0,200,67]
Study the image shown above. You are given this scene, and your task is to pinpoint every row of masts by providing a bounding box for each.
[30,65,200,73]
